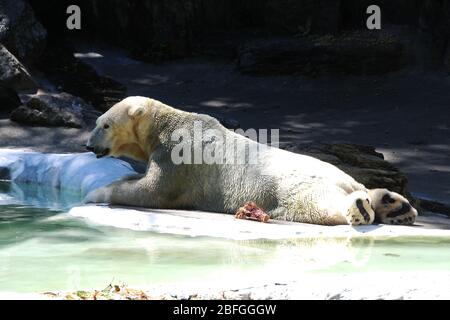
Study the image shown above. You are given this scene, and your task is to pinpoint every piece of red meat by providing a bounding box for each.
[234,201,270,223]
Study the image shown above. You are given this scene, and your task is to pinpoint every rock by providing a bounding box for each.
[0,84,21,112]
[0,0,47,63]
[10,92,96,128]
[0,44,37,90]
[35,41,126,111]
[281,142,410,197]
[238,31,408,75]
[417,199,450,217]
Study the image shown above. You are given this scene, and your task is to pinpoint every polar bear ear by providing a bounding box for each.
[128,105,145,118]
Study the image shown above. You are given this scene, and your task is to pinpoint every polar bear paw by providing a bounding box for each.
[345,192,375,226]
[368,189,418,225]
[369,189,417,225]
[83,186,112,204]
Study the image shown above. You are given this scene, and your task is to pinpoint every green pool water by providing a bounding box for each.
[0,181,449,294]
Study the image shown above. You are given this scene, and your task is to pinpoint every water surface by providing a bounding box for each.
[0,181,449,293]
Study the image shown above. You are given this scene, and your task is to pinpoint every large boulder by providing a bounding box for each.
[0,44,36,90]
[238,30,410,75]
[0,84,21,112]
[0,0,47,63]
[10,92,99,128]
[36,41,126,111]
[281,142,410,198]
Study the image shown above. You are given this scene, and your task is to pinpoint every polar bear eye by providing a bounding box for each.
[103,124,110,130]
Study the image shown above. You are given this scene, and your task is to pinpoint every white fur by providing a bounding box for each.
[85,97,417,226]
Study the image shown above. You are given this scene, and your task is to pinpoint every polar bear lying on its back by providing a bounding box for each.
[85,96,418,226]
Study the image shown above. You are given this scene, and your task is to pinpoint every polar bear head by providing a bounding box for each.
[86,96,152,161]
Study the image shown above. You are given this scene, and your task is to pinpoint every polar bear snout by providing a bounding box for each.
[86,142,110,158]
[86,124,114,158]
[94,147,110,158]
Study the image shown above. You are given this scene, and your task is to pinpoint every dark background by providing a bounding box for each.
[27,0,450,67]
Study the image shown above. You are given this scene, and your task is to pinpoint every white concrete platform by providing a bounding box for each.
[68,204,450,240]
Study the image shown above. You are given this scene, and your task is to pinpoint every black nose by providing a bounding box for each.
[86,145,94,152]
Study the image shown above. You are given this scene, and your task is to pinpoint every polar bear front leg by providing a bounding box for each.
[343,191,375,226]
[84,185,113,204]
[84,175,166,208]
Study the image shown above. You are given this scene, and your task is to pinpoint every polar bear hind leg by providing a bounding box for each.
[290,188,416,226]
[277,187,374,226]
[368,189,418,225]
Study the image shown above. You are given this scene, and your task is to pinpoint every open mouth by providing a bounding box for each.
[96,148,110,158]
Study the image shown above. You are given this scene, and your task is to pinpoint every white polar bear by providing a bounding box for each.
[85,96,418,226]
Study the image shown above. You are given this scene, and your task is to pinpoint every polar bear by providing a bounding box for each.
[85,96,418,226]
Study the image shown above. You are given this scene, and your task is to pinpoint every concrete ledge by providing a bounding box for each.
[68,205,450,240]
